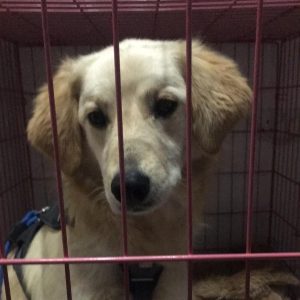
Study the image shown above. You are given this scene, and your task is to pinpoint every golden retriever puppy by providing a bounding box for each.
[3,39,251,299]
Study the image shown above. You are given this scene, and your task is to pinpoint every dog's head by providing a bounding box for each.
[27,39,251,215]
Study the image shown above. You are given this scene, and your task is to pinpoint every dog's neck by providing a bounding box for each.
[62,156,213,257]
[63,179,186,256]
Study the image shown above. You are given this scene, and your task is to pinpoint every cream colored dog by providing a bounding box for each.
[3,39,251,299]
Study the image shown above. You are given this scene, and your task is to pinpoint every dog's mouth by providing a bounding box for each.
[109,198,163,216]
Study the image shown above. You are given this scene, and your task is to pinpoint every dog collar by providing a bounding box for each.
[128,263,164,300]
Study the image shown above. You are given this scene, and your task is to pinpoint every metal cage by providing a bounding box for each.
[0,1,300,299]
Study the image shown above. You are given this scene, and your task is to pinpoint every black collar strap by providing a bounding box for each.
[129,263,164,300]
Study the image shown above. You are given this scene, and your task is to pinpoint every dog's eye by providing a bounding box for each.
[153,99,178,118]
[87,110,108,128]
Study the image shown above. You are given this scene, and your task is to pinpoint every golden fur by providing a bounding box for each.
[3,39,253,299]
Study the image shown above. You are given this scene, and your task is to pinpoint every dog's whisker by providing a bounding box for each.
[88,187,104,198]
[94,191,106,204]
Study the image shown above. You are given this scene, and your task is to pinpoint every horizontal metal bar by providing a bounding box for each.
[2,0,299,6]
[1,1,300,12]
[0,252,300,266]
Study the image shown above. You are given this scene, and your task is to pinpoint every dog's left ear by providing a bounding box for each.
[27,59,82,175]
[180,41,252,154]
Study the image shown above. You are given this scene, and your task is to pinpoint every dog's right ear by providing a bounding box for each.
[27,59,82,175]
[178,40,252,154]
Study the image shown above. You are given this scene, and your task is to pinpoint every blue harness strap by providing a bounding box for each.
[0,205,163,299]
[0,206,60,299]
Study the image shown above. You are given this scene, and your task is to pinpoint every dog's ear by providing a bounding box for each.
[180,41,252,154]
[27,58,82,175]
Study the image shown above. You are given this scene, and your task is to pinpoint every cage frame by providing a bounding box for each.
[0,1,300,300]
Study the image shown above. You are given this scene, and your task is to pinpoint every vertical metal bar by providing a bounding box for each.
[290,38,298,218]
[295,39,300,248]
[255,42,265,241]
[3,42,18,223]
[185,0,192,299]
[268,42,282,247]
[0,224,11,300]
[0,39,12,291]
[0,261,11,300]
[229,44,237,249]
[242,43,252,248]
[152,0,160,38]
[9,41,23,220]
[278,40,290,248]
[245,0,263,254]
[111,1,129,299]
[14,44,35,209]
[292,39,300,182]
[40,1,72,299]
[216,42,224,252]
[245,0,263,299]
[290,38,299,192]
[0,40,9,237]
[285,39,297,249]
[275,41,287,248]
[111,0,128,258]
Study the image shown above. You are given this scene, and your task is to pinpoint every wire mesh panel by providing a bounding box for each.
[0,40,33,242]
[271,37,300,276]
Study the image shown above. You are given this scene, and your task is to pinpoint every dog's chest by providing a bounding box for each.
[70,263,124,299]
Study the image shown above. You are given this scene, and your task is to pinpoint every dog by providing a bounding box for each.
[3,39,251,299]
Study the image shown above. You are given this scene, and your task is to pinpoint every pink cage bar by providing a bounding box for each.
[0,0,300,299]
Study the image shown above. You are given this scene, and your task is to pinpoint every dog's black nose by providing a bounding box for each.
[111,171,150,206]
